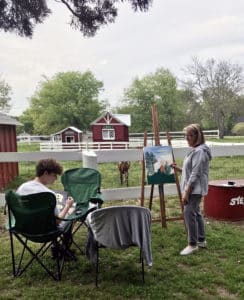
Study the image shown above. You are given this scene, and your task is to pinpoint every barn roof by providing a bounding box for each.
[114,114,131,126]
[0,112,22,126]
[51,126,83,135]
[91,112,131,126]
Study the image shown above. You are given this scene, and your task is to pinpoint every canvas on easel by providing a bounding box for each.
[143,145,175,185]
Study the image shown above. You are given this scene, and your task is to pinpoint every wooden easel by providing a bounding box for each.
[141,104,185,228]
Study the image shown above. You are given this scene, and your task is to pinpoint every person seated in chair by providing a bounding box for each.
[16,158,75,260]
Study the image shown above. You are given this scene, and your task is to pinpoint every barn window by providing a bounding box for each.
[102,125,115,140]
[66,136,75,143]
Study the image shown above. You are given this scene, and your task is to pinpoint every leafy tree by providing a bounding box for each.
[183,57,244,138]
[0,78,11,112]
[236,95,244,117]
[232,122,244,136]
[0,0,152,38]
[176,88,205,128]
[21,71,105,134]
[118,68,182,132]
[18,110,34,134]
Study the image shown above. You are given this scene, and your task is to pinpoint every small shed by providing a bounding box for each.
[51,126,83,143]
[0,112,22,189]
[91,112,131,142]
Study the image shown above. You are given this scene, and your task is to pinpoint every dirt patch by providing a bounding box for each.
[216,287,238,299]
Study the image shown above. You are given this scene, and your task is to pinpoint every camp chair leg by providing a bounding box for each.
[141,257,145,284]
[9,231,17,277]
[9,234,29,277]
[70,239,84,255]
[139,248,145,284]
[16,237,28,276]
[95,242,99,288]
[13,234,45,277]
[68,221,86,255]
[12,234,64,281]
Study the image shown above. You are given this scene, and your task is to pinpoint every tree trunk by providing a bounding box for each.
[218,116,225,139]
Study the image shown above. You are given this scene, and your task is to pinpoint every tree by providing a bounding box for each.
[183,57,244,138]
[0,78,11,112]
[177,88,204,127]
[21,71,105,134]
[0,0,152,38]
[118,68,182,132]
[18,110,34,134]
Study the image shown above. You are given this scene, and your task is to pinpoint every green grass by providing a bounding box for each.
[0,218,243,299]
[0,139,243,299]
[4,156,244,192]
[17,142,40,152]
[208,136,244,143]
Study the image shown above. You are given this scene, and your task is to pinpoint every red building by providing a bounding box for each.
[91,112,131,145]
[0,112,22,189]
[51,126,83,143]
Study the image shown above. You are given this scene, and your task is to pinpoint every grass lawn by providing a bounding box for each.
[0,215,243,299]
[0,139,243,299]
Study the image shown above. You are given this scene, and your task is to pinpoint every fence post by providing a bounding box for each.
[82,150,98,170]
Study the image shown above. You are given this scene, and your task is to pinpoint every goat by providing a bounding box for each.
[118,161,130,187]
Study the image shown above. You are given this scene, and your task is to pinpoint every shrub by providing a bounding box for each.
[231,122,244,135]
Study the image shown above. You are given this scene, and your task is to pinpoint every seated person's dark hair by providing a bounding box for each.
[36,159,63,177]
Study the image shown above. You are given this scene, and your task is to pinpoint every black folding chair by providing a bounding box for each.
[5,190,82,281]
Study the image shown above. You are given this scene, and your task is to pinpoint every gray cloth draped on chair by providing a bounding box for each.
[86,205,153,266]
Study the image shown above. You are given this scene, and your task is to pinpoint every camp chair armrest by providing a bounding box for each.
[89,194,104,205]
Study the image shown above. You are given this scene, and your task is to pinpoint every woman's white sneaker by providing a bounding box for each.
[180,245,198,255]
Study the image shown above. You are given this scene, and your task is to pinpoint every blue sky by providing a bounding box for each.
[1,0,244,116]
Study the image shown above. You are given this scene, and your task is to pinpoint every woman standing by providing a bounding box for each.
[171,124,212,255]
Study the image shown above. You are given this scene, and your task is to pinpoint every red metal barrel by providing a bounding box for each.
[204,179,244,221]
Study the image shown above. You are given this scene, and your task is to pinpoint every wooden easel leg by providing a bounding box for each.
[166,130,187,233]
[141,131,147,207]
[149,184,154,210]
[158,184,167,227]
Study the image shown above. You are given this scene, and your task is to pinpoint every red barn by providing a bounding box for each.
[51,126,83,143]
[0,112,22,189]
[91,112,131,143]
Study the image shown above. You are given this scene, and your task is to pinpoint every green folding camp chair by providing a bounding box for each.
[61,168,104,253]
[5,190,81,281]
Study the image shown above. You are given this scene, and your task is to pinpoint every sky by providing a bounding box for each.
[1,0,244,116]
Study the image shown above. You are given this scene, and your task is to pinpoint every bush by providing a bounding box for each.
[231,122,244,135]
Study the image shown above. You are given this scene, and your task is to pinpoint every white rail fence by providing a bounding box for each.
[21,130,219,151]
[129,129,220,140]
[40,141,131,151]
[0,142,243,206]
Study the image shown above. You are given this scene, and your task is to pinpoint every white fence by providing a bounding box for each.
[25,130,219,151]
[0,143,243,206]
[40,141,130,151]
[130,129,220,140]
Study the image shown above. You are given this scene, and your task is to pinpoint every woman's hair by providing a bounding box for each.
[35,158,63,177]
[183,123,205,145]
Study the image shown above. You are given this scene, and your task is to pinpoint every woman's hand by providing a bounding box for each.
[182,195,189,205]
[170,163,182,173]
[182,186,191,205]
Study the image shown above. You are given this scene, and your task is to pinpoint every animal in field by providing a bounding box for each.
[118,161,130,187]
